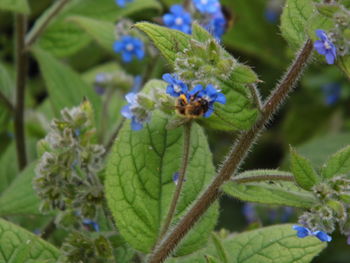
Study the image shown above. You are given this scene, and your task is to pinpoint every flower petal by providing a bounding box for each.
[325,52,335,64]
[215,93,226,104]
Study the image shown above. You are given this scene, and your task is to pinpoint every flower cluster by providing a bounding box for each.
[174,38,235,85]
[163,73,226,118]
[294,175,350,243]
[162,0,228,40]
[34,100,105,227]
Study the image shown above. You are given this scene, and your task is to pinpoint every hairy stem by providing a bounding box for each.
[0,91,15,113]
[148,39,314,263]
[14,14,28,170]
[232,174,295,184]
[157,122,192,240]
[25,0,70,49]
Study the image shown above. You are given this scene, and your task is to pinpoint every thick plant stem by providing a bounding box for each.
[14,14,28,170]
[147,39,314,263]
[158,122,192,240]
[25,0,70,49]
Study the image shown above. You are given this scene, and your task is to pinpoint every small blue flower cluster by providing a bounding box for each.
[121,92,148,131]
[293,225,332,242]
[163,73,226,118]
[113,35,145,63]
[314,29,337,65]
[82,219,100,232]
[163,0,227,39]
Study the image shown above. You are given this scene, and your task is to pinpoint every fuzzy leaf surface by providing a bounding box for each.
[0,218,59,263]
[105,112,218,255]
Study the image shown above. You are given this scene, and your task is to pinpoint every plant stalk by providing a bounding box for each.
[147,39,314,263]
[14,14,28,170]
[157,122,192,240]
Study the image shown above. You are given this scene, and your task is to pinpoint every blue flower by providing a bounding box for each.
[189,84,226,117]
[173,172,187,185]
[162,73,188,97]
[115,0,133,7]
[121,92,144,131]
[292,225,332,242]
[94,73,107,95]
[206,11,226,40]
[193,0,220,14]
[322,83,341,106]
[314,30,337,65]
[82,219,100,232]
[113,36,145,63]
[163,5,192,34]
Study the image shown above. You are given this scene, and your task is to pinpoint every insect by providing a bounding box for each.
[175,92,210,118]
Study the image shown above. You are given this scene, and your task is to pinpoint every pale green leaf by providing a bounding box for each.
[290,147,319,190]
[281,0,313,48]
[321,145,350,179]
[68,16,115,52]
[105,112,218,255]
[222,224,326,263]
[0,162,41,216]
[0,0,30,14]
[0,218,59,263]
[222,180,317,208]
[136,22,191,65]
[35,0,161,57]
[33,47,101,119]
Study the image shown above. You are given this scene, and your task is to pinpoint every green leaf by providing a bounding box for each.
[0,144,18,193]
[281,0,330,49]
[0,162,41,216]
[68,16,115,53]
[290,147,319,190]
[222,224,326,263]
[105,112,218,255]
[0,0,30,14]
[338,55,350,80]
[33,47,101,119]
[167,224,326,263]
[0,63,14,133]
[35,0,161,57]
[136,22,191,65]
[222,180,317,208]
[321,145,350,179]
[0,218,59,263]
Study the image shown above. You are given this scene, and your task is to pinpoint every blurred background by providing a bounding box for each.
[0,0,349,262]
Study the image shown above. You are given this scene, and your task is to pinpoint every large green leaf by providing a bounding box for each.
[136,22,259,131]
[290,147,319,190]
[68,16,115,53]
[0,144,18,194]
[33,47,101,118]
[0,0,30,14]
[34,0,161,57]
[0,162,40,216]
[321,145,350,179]
[222,180,317,208]
[168,225,326,263]
[0,218,59,263]
[105,112,218,255]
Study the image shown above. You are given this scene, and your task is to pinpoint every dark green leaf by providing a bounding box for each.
[33,47,102,119]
